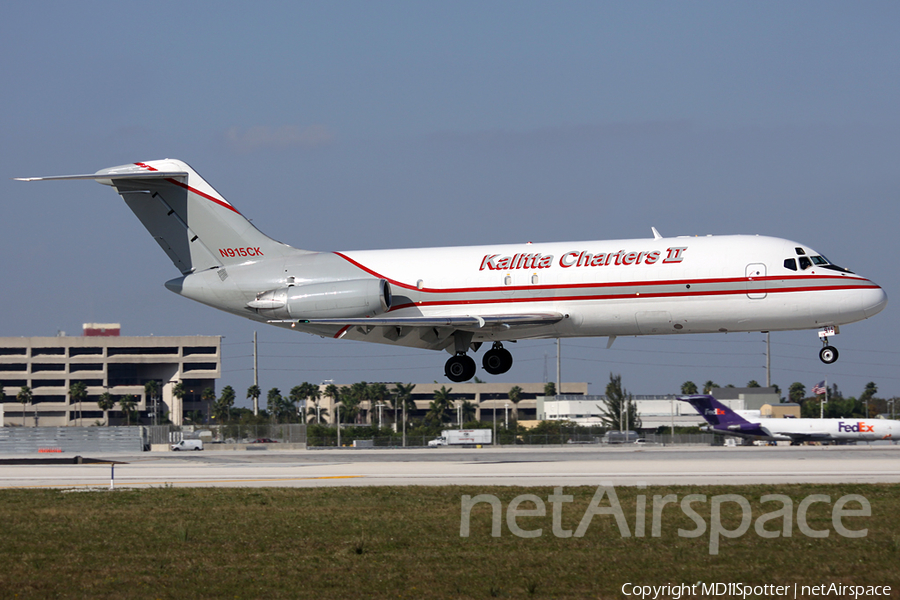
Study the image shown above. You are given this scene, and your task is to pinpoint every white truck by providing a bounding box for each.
[428,429,492,447]
[171,439,203,451]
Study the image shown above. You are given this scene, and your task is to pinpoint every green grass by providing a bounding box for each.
[0,484,898,599]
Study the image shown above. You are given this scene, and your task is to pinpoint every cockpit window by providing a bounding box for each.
[795,247,806,255]
[784,258,797,271]
[811,255,828,265]
[799,256,812,270]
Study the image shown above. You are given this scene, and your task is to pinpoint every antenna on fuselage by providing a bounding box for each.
[651,227,663,240]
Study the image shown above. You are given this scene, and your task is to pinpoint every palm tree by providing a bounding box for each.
[323,384,340,424]
[425,386,456,428]
[788,382,806,404]
[213,385,236,423]
[17,386,32,427]
[289,385,307,420]
[601,373,640,431]
[144,380,160,426]
[681,381,698,395]
[349,381,369,424]
[702,380,718,394]
[267,388,283,421]
[246,384,261,416]
[460,399,477,423]
[69,381,87,426]
[307,404,329,424]
[307,386,322,422]
[392,383,416,445]
[173,381,186,425]
[97,391,115,426]
[201,388,216,425]
[119,394,137,426]
[426,400,448,428]
[368,383,390,428]
[507,385,523,422]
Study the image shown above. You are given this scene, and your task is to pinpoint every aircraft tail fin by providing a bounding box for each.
[19,159,301,274]
[678,394,752,427]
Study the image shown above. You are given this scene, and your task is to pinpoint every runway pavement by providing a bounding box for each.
[0,444,898,489]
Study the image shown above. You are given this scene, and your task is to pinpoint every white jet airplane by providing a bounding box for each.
[18,159,887,382]
[681,395,898,445]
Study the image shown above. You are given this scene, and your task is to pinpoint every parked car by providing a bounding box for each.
[250,438,278,444]
[171,439,203,451]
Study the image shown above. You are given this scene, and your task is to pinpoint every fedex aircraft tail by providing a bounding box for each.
[19,159,301,274]
[678,395,752,428]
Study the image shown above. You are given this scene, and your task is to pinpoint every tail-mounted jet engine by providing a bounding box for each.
[248,279,392,320]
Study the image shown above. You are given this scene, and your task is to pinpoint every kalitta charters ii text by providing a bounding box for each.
[459,484,870,555]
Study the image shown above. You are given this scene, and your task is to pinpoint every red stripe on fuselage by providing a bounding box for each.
[333,251,877,303]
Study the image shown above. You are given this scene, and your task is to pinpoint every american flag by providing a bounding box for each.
[812,380,826,396]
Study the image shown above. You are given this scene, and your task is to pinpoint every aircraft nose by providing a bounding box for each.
[864,283,888,318]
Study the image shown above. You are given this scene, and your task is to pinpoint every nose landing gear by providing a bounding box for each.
[819,345,839,364]
[818,326,840,364]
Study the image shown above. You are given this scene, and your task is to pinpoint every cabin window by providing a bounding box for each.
[799,256,812,270]
[784,258,797,271]
[504,275,512,285]
[531,274,539,284]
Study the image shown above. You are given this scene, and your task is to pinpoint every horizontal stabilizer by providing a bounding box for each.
[15,171,187,182]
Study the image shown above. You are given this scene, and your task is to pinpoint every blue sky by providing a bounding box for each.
[3,2,899,405]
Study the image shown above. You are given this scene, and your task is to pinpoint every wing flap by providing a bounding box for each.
[270,312,564,330]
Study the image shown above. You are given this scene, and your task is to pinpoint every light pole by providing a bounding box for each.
[376,402,385,430]
[336,403,341,448]
[493,402,497,445]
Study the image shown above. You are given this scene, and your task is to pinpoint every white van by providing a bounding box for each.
[171,439,203,451]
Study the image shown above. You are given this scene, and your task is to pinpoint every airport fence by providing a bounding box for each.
[306,431,718,448]
[147,424,307,445]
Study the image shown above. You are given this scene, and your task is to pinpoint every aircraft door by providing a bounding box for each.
[746,263,767,299]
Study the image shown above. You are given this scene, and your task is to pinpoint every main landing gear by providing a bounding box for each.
[445,354,476,382]
[818,326,839,364]
[482,342,513,375]
[444,338,513,383]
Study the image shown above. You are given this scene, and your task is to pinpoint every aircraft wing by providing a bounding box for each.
[270,312,564,331]
[763,429,833,443]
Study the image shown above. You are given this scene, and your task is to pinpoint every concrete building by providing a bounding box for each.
[313,381,588,425]
[0,325,220,426]
[536,387,782,429]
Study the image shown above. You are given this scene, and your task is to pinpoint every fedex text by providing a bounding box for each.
[838,421,875,433]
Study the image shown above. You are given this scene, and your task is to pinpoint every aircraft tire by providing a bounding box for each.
[445,355,476,382]
[483,348,513,375]
[819,345,839,364]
